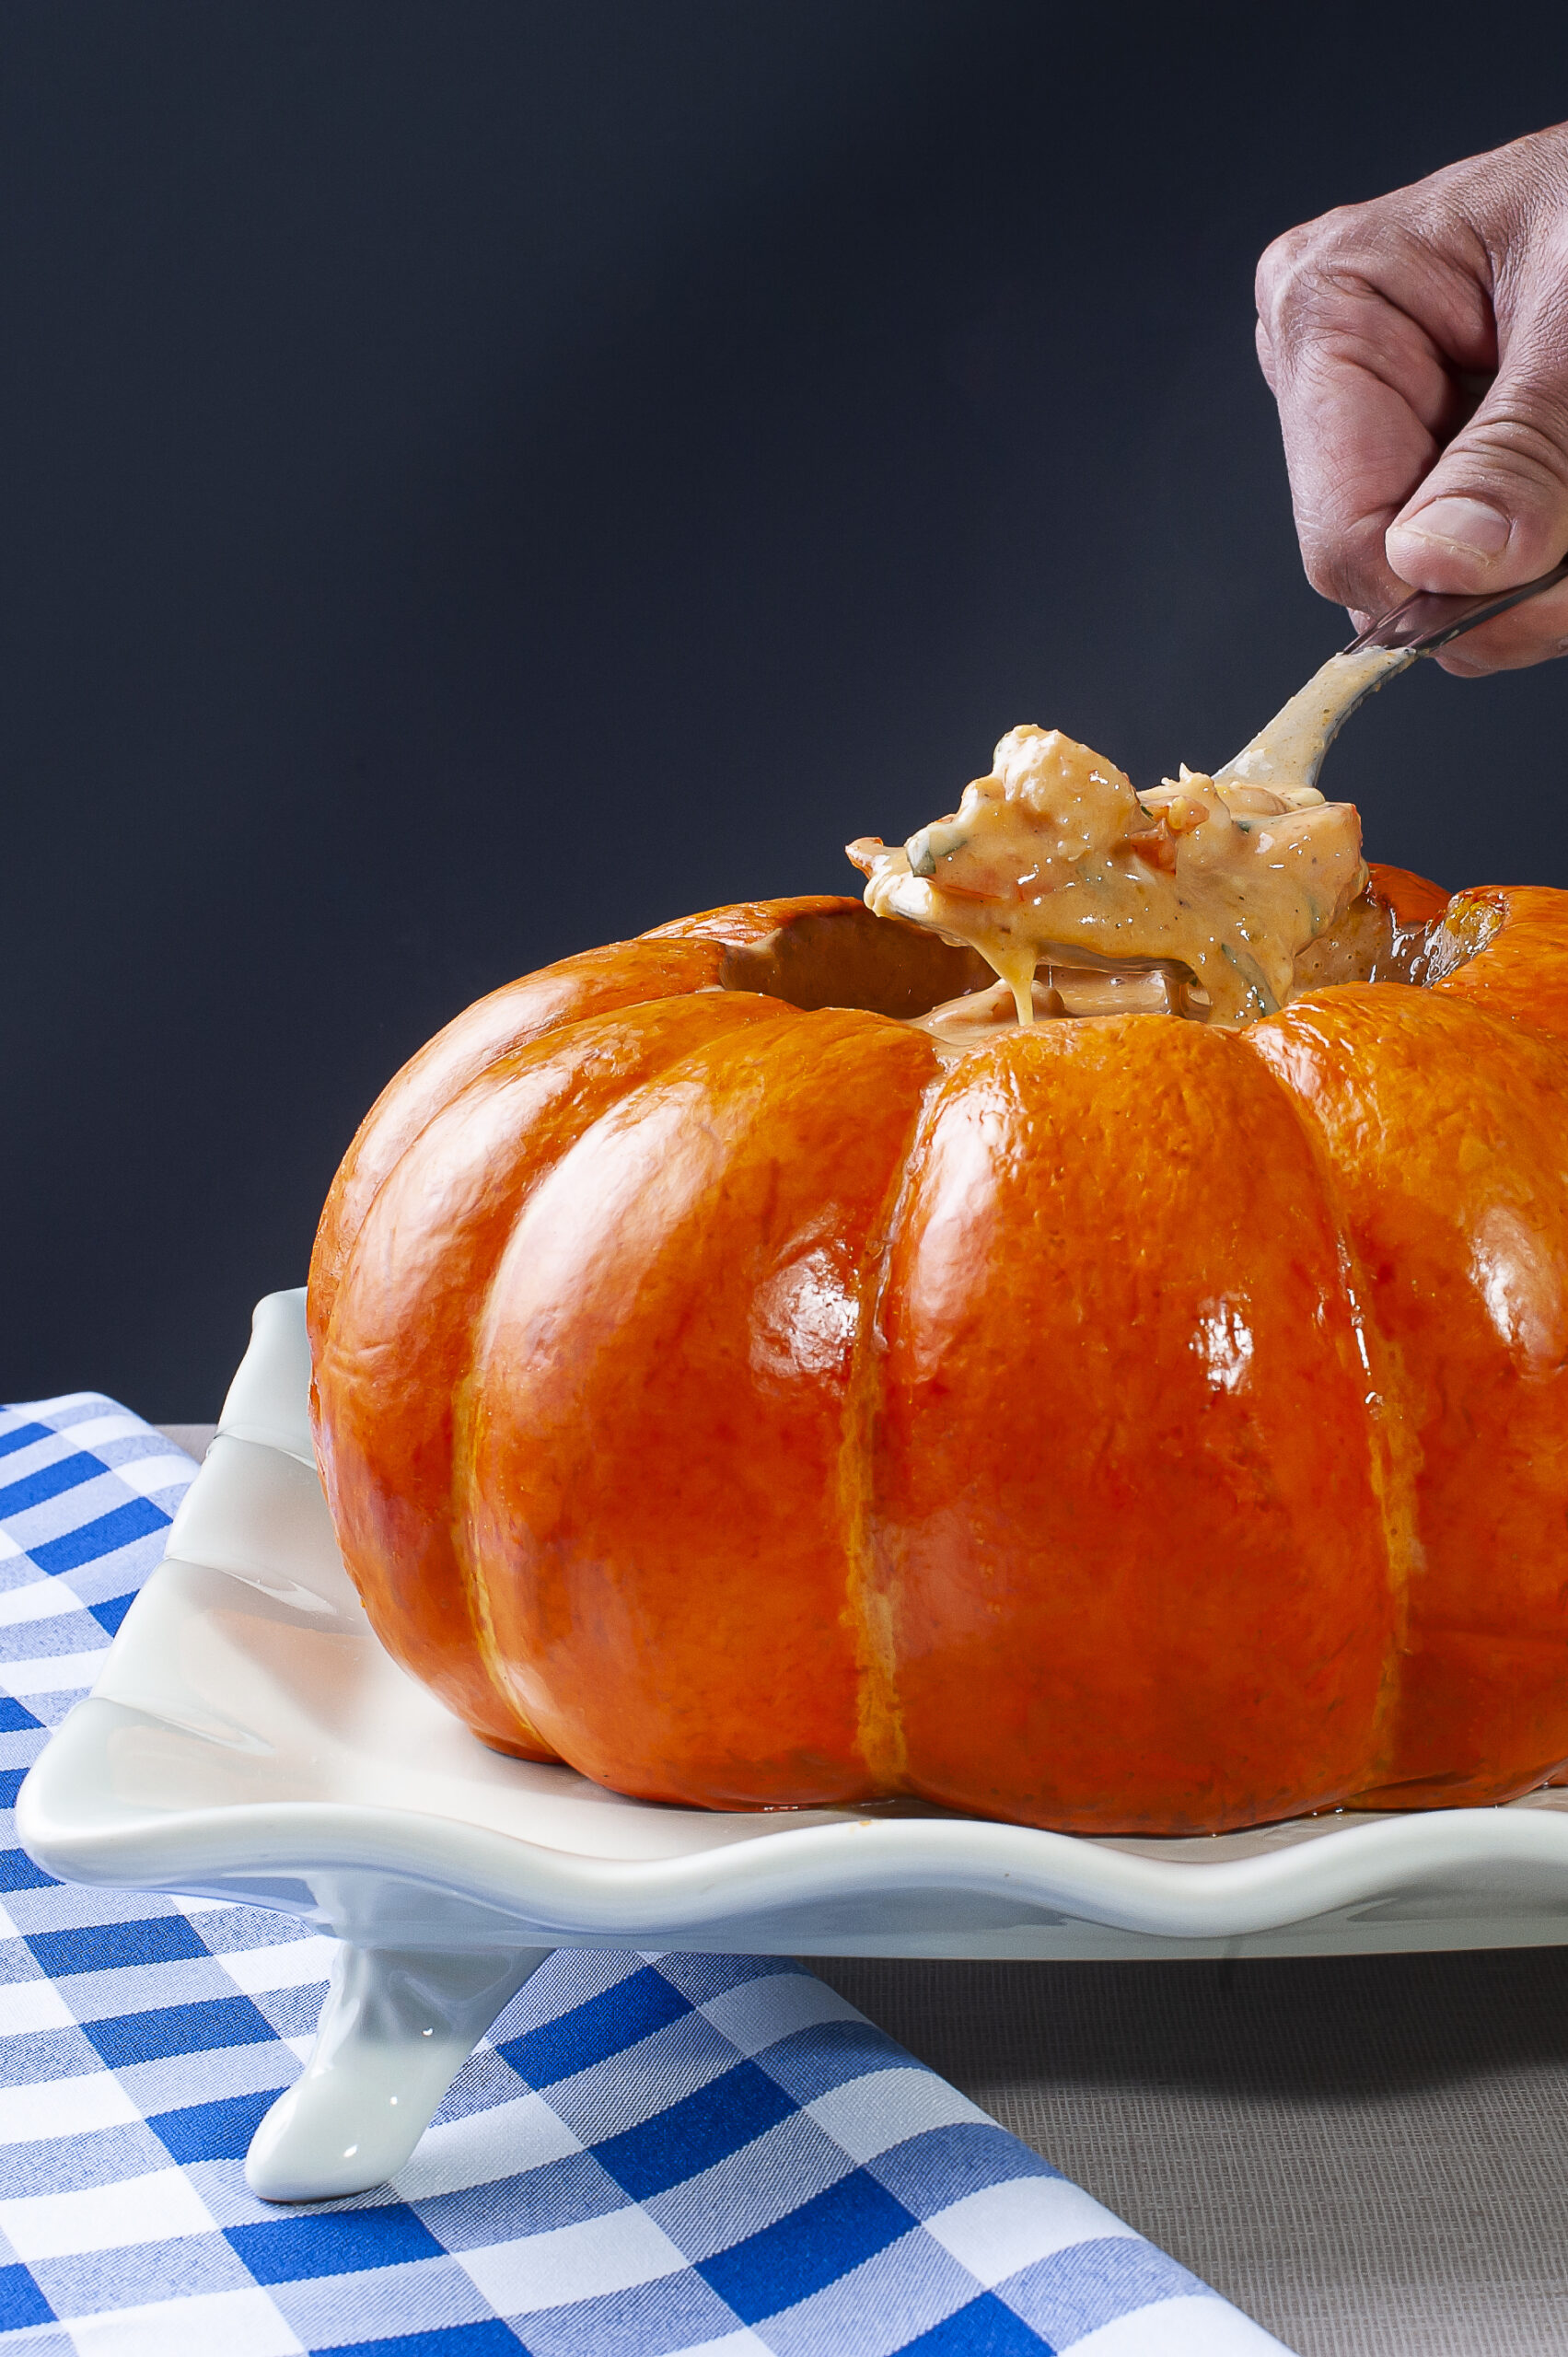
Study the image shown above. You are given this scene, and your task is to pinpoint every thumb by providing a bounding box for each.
[1385,341,1568,594]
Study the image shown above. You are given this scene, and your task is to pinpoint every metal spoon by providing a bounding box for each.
[1212,559,1568,800]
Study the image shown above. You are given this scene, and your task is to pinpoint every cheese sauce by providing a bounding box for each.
[846,725,1367,1031]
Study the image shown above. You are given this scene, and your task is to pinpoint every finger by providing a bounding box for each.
[1277,350,1436,617]
[1386,277,1568,595]
[1275,349,1565,661]
[1430,575,1568,673]
[1257,240,1473,618]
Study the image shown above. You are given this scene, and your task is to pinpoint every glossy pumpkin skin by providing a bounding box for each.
[308,870,1568,1834]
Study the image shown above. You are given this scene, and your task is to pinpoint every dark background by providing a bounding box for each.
[4,2,1565,1413]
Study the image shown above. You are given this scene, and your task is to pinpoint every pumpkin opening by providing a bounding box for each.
[717,904,993,1019]
[713,868,1496,1054]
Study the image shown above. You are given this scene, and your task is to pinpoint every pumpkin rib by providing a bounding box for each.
[313,990,788,1759]
[1244,981,1568,1805]
[309,934,732,1344]
[1241,996,1427,1782]
[870,1015,1397,1834]
[313,899,981,1345]
[457,1005,940,1808]
[837,1051,953,1797]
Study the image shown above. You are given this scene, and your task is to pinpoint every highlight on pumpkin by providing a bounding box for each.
[846,724,1368,1030]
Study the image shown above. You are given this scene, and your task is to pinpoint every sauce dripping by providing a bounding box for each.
[847,725,1368,1031]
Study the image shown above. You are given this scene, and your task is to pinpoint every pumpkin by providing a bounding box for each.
[308,866,1568,1836]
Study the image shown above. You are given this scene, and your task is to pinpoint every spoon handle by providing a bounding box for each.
[1214,555,1568,799]
[1344,557,1568,654]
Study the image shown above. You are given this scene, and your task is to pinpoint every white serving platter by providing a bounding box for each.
[20,1288,1568,2199]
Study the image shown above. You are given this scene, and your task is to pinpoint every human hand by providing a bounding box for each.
[1255,122,1568,674]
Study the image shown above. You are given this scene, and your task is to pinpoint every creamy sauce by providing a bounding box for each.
[846,725,1368,1029]
[910,969,1191,1066]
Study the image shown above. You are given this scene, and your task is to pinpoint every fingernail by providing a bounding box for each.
[1388,496,1513,566]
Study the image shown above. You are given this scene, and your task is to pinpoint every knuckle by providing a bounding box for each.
[1260,201,1498,384]
[1255,200,1389,329]
[1255,216,1348,331]
[1254,225,1308,312]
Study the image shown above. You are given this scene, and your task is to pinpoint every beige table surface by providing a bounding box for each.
[158,1426,1568,2357]
[813,1949,1568,2357]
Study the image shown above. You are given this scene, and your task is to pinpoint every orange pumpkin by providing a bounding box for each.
[308,867,1568,1835]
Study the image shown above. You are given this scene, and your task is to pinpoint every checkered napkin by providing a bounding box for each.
[0,1392,1293,2357]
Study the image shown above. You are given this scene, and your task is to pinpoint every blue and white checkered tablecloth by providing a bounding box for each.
[0,1391,1293,2356]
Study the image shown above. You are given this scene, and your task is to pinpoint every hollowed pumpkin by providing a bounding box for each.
[308,865,1568,1835]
